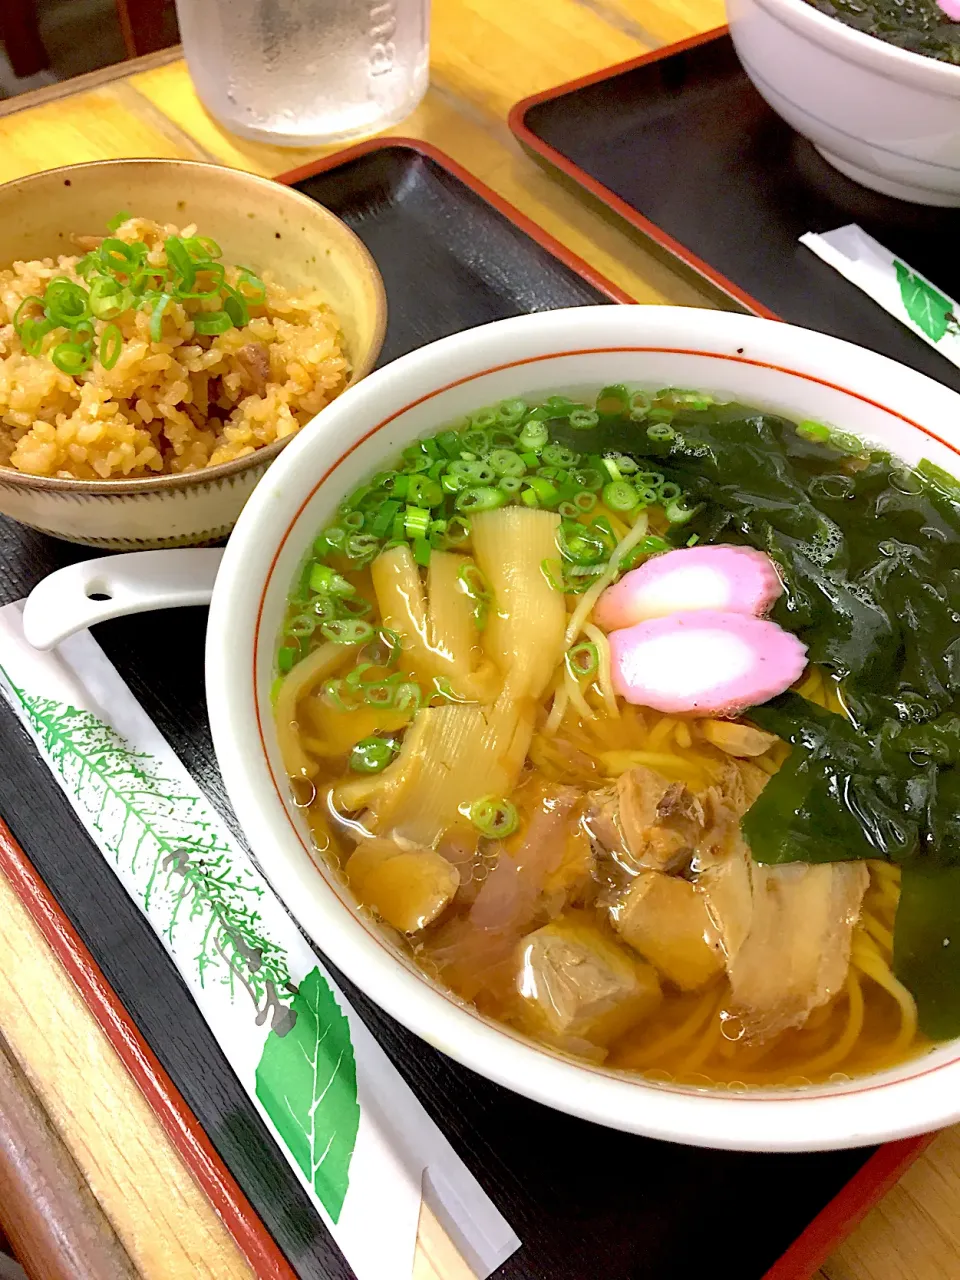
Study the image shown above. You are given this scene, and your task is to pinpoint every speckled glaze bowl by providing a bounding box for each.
[0,158,386,548]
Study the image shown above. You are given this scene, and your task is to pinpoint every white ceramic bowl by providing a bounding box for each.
[206,305,960,1151]
[727,0,960,205]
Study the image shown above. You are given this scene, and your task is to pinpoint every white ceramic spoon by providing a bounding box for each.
[22,548,223,651]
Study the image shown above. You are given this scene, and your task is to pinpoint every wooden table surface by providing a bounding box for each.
[0,4,956,1278]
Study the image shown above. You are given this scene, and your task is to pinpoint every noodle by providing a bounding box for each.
[583,622,619,719]
[790,973,865,1078]
[563,510,649,647]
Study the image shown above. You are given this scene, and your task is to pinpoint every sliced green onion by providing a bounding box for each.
[370,501,401,537]
[320,619,375,644]
[19,317,52,356]
[498,476,523,495]
[444,516,471,546]
[237,268,266,302]
[436,429,461,458]
[175,262,225,299]
[612,453,638,475]
[286,613,317,637]
[602,480,638,512]
[193,308,233,336]
[544,395,577,417]
[637,534,671,556]
[569,408,600,430]
[457,561,488,593]
[98,323,123,370]
[150,293,172,342]
[51,342,92,376]
[456,486,505,513]
[469,407,499,431]
[659,481,682,502]
[524,475,559,506]
[497,398,527,426]
[655,388,714,412]
[566,641,599,679]
[413,536,432,566]
[573,491,597,513]
[664,501,700,525]
[542,444,579,468]
[405,505,431,537]
[540,557,565,593]
[518,420,549,452]
[322,678,363,712]
[463,460,497,484]
[309,563,355,596]
[796,419,831,443]
[647,422,676,441]
[394,682,422,711]
[44,277,91,328]
[571,467,603,492]
[461,427,491,454]
[164,236,196,289]
[345,534,380,562]
[98,238,139,273]
[466,795,519,839]
[13,295,45,336]
[829,430,862,454]
[309,594,340,621]
[107,210,133,232]
[277,646,297,674]
[183,235,222,260]
[349,737,397,774]
[222,284,250,328]
[89,277,134,320]
[487,449,526,478]
[407,475,443,508]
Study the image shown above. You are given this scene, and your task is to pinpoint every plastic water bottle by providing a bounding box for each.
[174,0,430,146]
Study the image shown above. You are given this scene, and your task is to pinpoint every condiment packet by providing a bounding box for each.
[0,600,518,1280]
[800,224,960,370]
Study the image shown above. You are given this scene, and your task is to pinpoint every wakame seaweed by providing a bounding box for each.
[553,401,960,1036]
[806,0,960,66]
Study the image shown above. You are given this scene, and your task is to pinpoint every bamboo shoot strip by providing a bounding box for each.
[0,600,519,1280]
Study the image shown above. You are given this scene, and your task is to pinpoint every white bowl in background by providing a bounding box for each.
[198,305,960,1152]
[726,0,960,205]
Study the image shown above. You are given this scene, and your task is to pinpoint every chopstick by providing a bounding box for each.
[0,1027,138,1280]
[414,1201,481,1280]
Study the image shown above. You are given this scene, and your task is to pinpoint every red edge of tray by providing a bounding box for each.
[0,816,297,1280]
[0,136,929,1280]
[507,26,779,320]
[509,47,937,1275]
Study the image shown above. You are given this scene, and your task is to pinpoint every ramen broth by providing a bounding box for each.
[273,387,960,1089]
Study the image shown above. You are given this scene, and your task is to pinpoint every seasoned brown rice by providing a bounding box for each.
[0,217,350,480]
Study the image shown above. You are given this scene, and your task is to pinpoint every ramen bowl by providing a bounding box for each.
[203,305,960,1151]
[727,0,960,205]
[0,158,386,547]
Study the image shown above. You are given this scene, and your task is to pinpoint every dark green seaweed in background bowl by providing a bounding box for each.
[552,400,960,1041]
[806,0,960,64]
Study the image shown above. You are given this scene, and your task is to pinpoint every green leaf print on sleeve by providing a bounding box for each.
[1,681,293,1000]
[255,966,360,1223]
[894,260,952,343]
